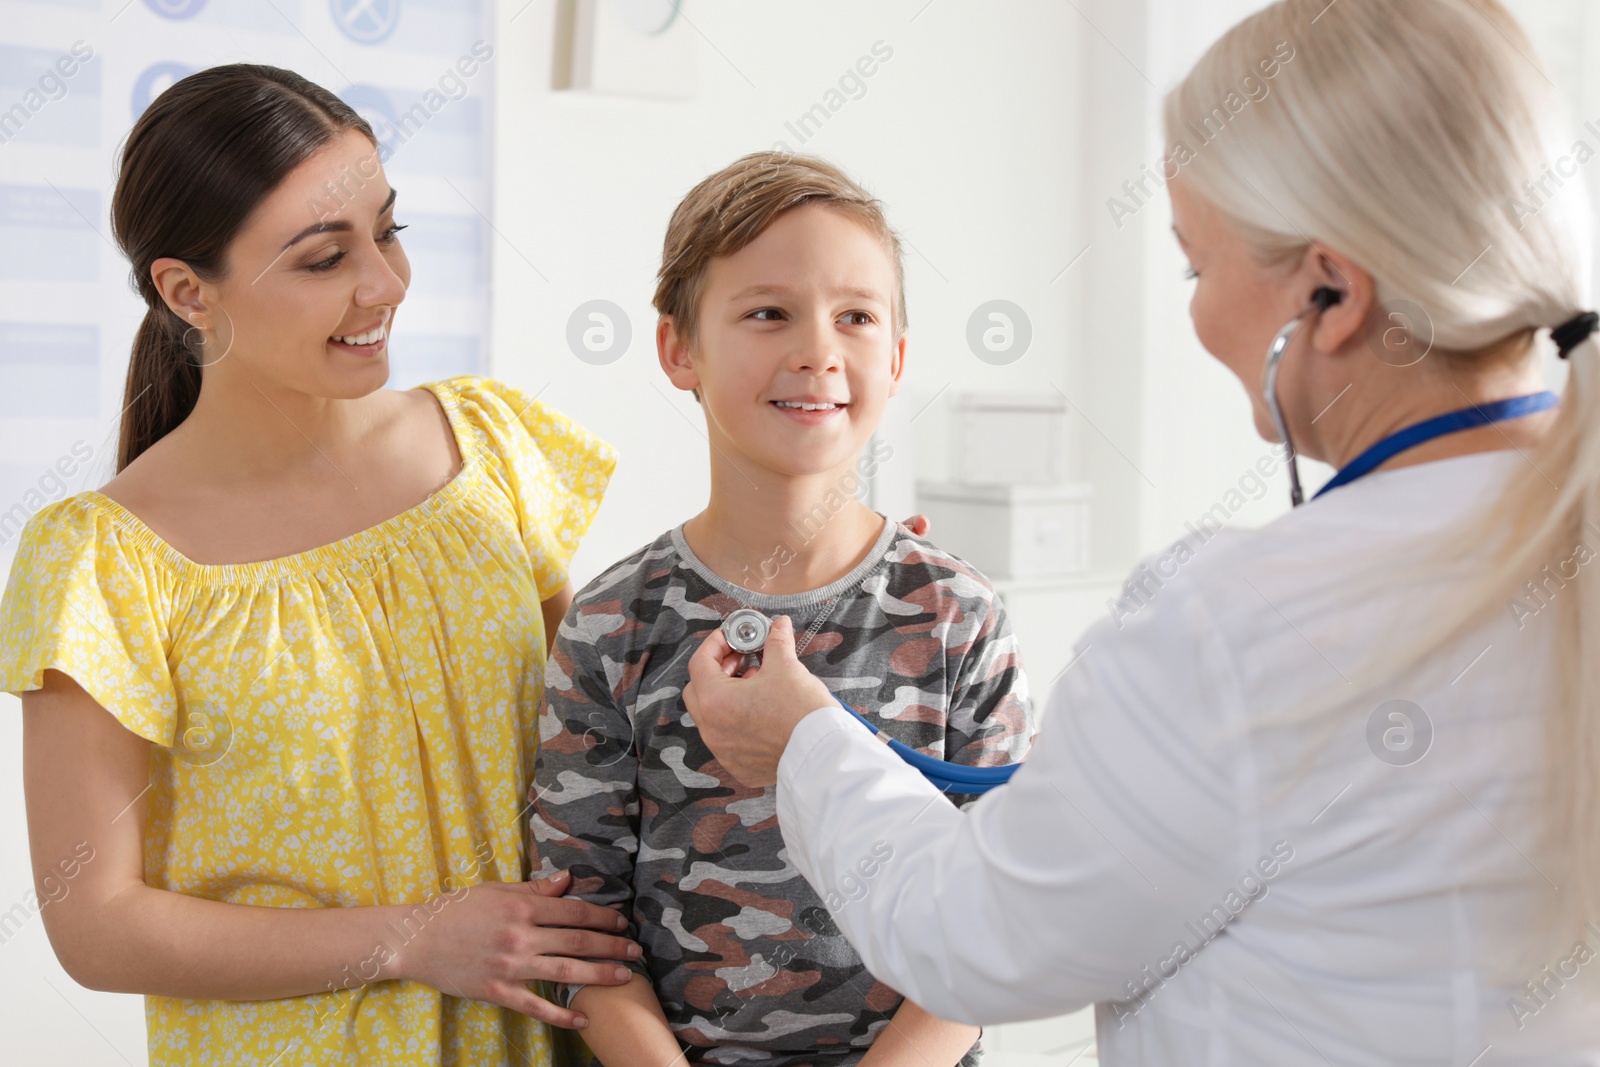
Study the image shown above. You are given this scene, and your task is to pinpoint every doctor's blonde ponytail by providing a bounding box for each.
[1166,0,1600,943]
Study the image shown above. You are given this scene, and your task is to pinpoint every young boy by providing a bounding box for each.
[528,152,1033,1066]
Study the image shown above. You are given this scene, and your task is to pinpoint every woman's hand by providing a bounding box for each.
[387,869,641,1029]
[22,672,638,1028]
[902,513,930,537]
[683,614,836,787]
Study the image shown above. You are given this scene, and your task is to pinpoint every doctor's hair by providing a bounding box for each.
[652,150,908,358]
[110,64,378,472]
[1168,0,1599,960]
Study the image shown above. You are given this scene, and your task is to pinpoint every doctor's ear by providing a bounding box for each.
[1301,246,1374,355]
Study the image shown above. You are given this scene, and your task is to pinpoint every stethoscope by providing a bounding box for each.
[721,608,1019,794]
[1264,288,1560,507]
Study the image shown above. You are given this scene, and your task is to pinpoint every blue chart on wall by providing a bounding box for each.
[0,0,494,560]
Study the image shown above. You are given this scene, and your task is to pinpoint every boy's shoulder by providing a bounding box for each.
[889,524,998,585]
[879,523,1004,604]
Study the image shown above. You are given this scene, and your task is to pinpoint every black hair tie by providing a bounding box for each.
[1552,311,1600,359]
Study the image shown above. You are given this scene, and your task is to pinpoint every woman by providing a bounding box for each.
[0,65,638,1065]
[684,0,1600,1062]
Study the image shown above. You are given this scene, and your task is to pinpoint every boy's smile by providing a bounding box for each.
[770,395,848,424]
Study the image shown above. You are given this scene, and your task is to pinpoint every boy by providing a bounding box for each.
[529,152,1033,1066]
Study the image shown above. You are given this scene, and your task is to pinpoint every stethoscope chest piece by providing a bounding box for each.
[722,608,771,676]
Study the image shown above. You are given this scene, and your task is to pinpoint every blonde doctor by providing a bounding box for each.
[684,0,1600,1062]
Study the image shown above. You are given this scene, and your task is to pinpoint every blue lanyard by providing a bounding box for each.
[1313,391,1560,500]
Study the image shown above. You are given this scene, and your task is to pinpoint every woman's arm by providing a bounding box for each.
[570,974,687,1065]
[23,669,638,1028]
[543,582,574,652]
[858,999,979,1066]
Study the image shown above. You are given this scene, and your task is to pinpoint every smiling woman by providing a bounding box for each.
[0,63,634,1067]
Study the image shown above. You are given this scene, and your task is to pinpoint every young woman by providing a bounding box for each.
[0,65,637,1065]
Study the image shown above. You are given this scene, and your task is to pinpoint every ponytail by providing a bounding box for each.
[117,306,201,472]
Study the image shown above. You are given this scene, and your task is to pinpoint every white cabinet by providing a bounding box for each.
[917,482,1095,582]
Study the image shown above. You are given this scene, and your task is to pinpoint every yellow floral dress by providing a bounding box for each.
[0,376,616,1066]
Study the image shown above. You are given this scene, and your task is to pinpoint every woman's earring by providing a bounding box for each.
[186,307,236,368]
[182,315,205,355]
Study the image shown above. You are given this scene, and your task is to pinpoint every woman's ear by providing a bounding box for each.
[657,316,701,398]
[150,257,210,329]
[1304,245,1375,355]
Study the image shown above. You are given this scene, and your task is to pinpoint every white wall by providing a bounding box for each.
[1076,0,1324,558]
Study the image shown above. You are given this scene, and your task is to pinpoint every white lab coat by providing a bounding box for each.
[775,451,1600,1065]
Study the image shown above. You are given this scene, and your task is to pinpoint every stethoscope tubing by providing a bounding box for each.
[720,608,1018,794]
[831,695,1018,794]
[1263,311,1313,507]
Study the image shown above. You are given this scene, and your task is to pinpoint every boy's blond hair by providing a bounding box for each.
[653,151,908,346]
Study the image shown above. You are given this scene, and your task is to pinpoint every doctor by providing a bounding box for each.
[683,0,1600,1062]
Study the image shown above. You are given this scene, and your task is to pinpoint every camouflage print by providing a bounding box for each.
[529,517,1034,1066]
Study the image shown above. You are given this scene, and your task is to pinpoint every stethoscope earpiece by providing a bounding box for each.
[1311,287,1343,312]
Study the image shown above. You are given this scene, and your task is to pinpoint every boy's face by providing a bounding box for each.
[663,203,905,478]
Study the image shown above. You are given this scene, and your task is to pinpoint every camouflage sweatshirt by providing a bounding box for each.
[528,516,1034,1066]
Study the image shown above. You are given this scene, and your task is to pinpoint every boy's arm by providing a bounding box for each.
[528,607,652,1006]
[571,973,688,1066]
[859,998,980,1066]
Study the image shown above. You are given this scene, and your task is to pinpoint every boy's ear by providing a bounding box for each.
[886,333,907,398]
[657,316,702,397]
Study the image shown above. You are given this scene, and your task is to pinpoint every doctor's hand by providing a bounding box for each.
[685,614,836,787]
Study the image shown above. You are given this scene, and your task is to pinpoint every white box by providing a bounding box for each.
[915,481,1093,581]
[954,392,1068,486]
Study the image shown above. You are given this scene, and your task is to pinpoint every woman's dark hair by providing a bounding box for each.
[110,64,377,471]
